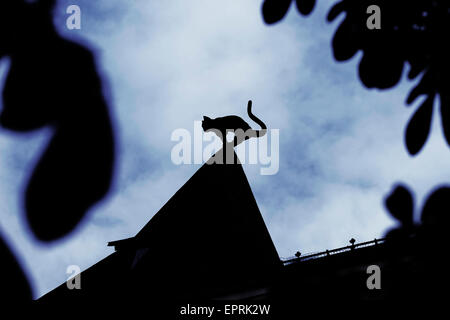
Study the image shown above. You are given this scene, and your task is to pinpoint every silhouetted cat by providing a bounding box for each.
[202,100,267,148]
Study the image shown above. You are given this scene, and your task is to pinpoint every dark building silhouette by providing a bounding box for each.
[40,150,280,308]
[39,150,445,316]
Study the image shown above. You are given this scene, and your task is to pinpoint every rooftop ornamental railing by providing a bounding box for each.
[281,238,386,265]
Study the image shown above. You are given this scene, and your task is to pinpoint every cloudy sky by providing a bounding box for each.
[1,0,450,299]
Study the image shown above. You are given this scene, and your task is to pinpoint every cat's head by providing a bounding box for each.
[202,116,212,132]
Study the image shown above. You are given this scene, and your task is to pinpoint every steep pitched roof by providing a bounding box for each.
[41,151,280,302]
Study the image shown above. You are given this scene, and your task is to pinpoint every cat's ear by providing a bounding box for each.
[203,116,211,121]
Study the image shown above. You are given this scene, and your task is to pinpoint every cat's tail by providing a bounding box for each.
[247,100,267,138]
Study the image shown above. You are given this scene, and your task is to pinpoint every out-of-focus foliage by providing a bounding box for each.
[1,0,115,303]
[1,0,114,242]
[262,0,450,156]
[384,183,450,238]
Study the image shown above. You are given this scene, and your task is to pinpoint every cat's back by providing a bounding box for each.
[213,115,250,130]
